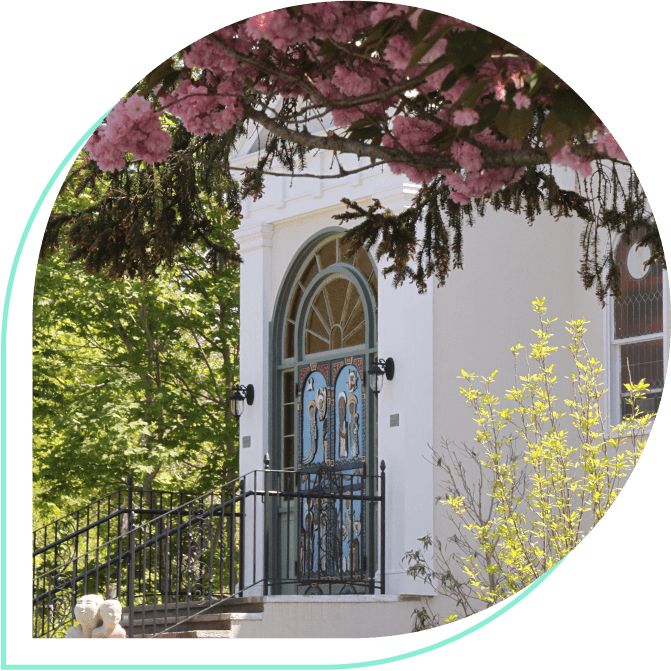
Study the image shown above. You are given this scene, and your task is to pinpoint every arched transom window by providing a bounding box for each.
[284,237,377,360]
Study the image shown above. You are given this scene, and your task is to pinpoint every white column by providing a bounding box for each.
[376,253,435,596]
[233,222,273,594]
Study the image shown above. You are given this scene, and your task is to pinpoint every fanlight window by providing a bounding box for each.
[305,277,365,354]
[612,231,666,418]
[284,237,377,359]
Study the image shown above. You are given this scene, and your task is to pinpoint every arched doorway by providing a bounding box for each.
[268,231,379,594]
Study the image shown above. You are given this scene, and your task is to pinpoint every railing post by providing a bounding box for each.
[380,460,386,596]
[239,477,246,592]
[127,474,136,638]
[263,454,270,596]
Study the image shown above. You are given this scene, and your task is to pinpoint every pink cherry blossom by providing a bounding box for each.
[595,128,627,162]
[453,109,479,126]
[450,141,483,172]
[84,95,172,171]
[551,144,593,178]
[82,1,623,196]
[513,92,531,110]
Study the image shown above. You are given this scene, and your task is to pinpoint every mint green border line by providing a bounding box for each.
[1,112,564,671]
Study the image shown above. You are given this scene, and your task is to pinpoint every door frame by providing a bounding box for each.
[266,231,379,594]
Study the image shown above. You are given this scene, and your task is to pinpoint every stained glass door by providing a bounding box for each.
[296,355,368,593]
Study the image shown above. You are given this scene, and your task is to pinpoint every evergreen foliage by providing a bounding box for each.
[33,155,240,523]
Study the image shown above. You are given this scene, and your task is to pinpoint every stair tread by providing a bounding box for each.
[155,630,231,639]
[122,612,235,626]
[124,601,264,616]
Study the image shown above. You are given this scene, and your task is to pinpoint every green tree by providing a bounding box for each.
[33,177,240,520]
[403,298,653,626]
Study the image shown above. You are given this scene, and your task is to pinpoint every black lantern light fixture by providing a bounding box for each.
[229,383,254,419]
[368,357,394,396]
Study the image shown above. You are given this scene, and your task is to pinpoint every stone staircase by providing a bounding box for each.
[121,597,264,638]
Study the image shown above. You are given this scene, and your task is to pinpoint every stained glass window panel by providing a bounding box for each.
[283,369,294,400]
[324,278,349,325]
[614,234,664,340]
[288,285,303,321]
[300,256,319,289]
[330,325,343,350]
[355,248,374,279]
[338,238,355,264]
[283,403,294,437]
[341,283,358,327]
[306,330,330,355]
[619,338,664,417]
[312,291,330,328]
[285,321,295,359]
[343,298,365,346]
[317,239,337,270]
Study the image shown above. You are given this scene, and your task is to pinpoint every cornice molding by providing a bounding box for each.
[234,222,274,255]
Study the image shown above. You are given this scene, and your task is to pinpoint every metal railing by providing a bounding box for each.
[32,462,386,638]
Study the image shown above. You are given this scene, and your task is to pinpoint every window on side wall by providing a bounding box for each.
[608,231,668,423]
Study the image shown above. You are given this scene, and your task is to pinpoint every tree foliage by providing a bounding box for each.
[403,299,653,625]
[63,1,661,302]
[34,157,240,520]
[43,127,243,281]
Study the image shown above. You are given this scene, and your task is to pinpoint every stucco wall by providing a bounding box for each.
[232,145,647,606]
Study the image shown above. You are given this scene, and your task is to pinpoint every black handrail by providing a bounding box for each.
[32,465,387,638]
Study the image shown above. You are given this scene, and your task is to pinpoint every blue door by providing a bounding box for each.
[296,356,368,593]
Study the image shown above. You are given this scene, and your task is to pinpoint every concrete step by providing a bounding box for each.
[123,612,233,632]
[123,610,263,637]
[147,630,231,639]
[123,597,264,617]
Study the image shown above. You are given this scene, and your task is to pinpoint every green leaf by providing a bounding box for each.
[156,70,182,98]
[137,57,176,97]
[541,111,572,154]
[440,67,460,92]
[416,9,443,39]
[442,29,493,72]
[362,17,397,51]
[453,80,488,111]
[473,100,502,133]
[318,37,339,60]
[496,105,534,143]
[527,64,548,98]
[408,25,451,68]
[552,89,594,135]
[348,126,383,144]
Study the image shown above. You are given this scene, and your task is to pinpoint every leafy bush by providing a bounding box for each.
[404,298,654,626]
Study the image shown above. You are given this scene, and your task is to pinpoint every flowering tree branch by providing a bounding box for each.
[70,2,660,299]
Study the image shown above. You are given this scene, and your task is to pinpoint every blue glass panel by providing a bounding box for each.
[300,370,327,465]
[334,364,363,462]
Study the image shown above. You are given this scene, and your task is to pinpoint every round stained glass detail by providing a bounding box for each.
[626,243,651,280]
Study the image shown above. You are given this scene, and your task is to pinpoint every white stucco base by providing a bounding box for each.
[227,595,432,638]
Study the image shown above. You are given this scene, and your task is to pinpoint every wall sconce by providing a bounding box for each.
[229,384,254,419]
[368,358,394,396]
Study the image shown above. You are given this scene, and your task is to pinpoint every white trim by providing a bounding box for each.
[613,332,666,345]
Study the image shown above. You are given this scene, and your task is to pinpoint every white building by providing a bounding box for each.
[229,135,668,637]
